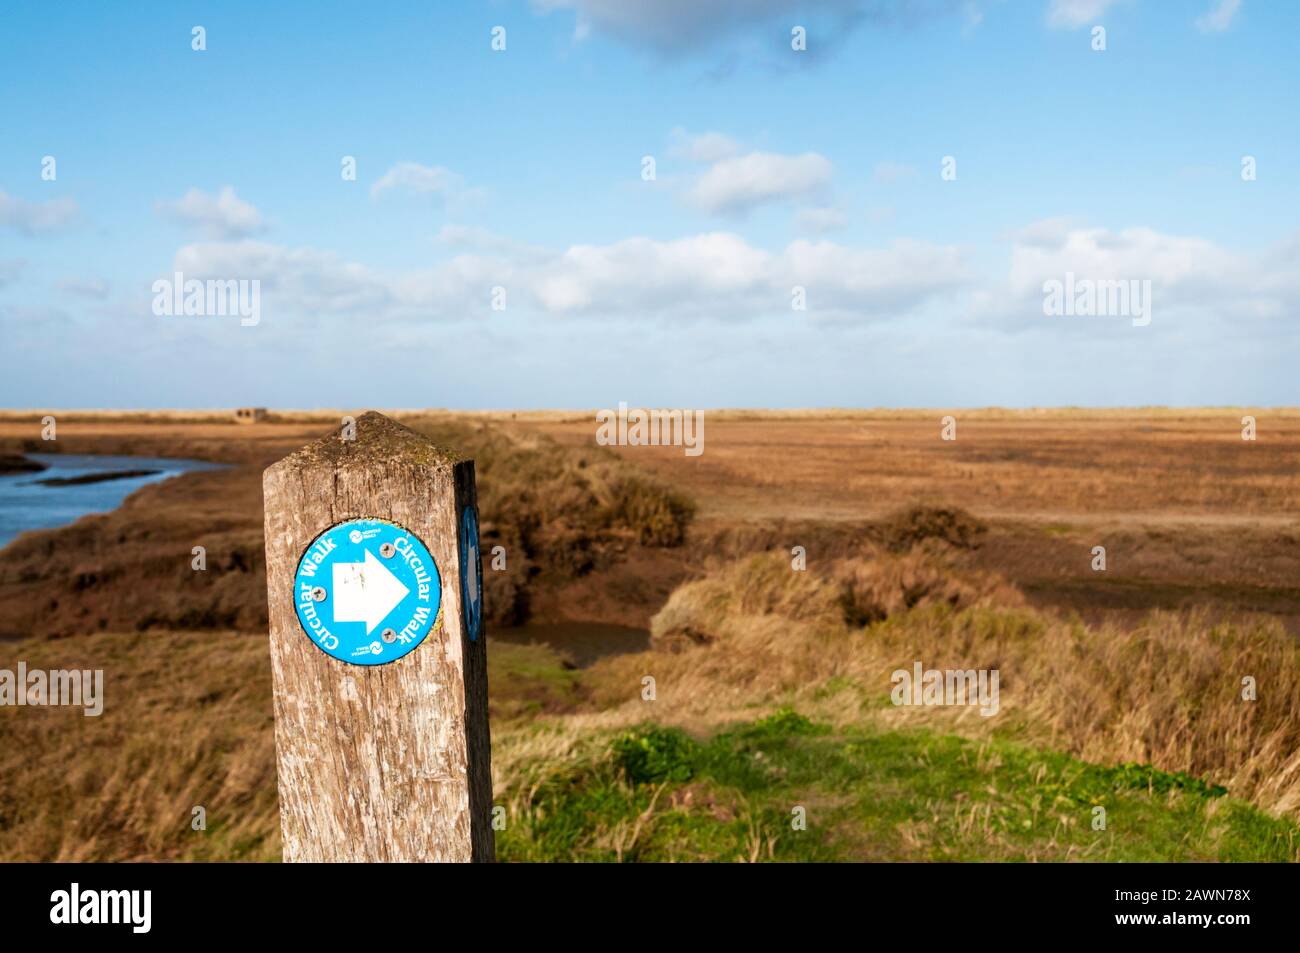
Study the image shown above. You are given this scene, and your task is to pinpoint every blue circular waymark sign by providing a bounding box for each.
[460,505,483,642]
[293,518,441,666]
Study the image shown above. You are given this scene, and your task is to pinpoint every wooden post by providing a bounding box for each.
[262,411,493,862]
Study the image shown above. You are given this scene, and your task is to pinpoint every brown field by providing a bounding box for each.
[522,410,1300,633]
[1,408,1298,860]
[522,409,1300,520]
[3,408,1298,637]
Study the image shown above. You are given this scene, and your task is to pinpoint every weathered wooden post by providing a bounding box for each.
[262,411,493,861]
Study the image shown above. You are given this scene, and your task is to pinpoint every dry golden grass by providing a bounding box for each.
[647,542,1019,650]
[5,550,1298,860]
[518,411,1300,522]
[0,631,278,861]
[0,414,692,639]
[582,548,1300,818]
[3,410,1298,858]
[0,631,607,861]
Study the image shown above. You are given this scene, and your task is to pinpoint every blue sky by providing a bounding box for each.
[1,0,1297,408]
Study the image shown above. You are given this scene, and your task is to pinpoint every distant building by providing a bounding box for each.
[234,407,267,424]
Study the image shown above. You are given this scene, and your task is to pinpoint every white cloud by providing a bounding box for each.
[533,232,772,314]
[1195,0,1241,33]
[670,130,838,218]
[158,187,266,239]
[170,237,522,323]
[1046,0,1119,29]
[161,216,1300,342]
[168,230,968,325]
[532,232,967,319]
[1009,224,1231,298]
[0,190,80,235]
[782,238,969,316]
[993,220,1300,328]
[370,162,465,200]
[435,225,550,262]
[689,151,833,216]
[173,240,393,315]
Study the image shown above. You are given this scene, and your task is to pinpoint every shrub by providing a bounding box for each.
[745,707,826,738]
[611,726,697,784]
[880,505,986,552]
[601,476,695,547]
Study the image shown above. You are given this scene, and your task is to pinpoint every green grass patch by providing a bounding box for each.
[496,711,1300,863]
[486,642,584,721]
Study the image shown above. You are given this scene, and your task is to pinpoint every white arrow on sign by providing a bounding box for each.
[332,549,410,634]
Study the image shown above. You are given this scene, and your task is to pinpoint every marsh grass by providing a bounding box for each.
[408,420,694,623]
[594,547,1300,818]
[495,714,1300,862]
[0,633,582,861]
[0,417,694,637]
[6,549,1298,860]
[3,412,1298,861]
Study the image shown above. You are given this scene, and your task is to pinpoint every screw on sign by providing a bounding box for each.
[262,411,494,862]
